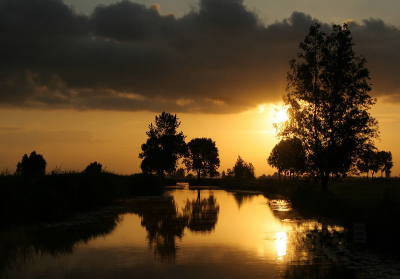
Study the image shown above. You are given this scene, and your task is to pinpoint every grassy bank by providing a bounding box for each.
[0,172,164,226]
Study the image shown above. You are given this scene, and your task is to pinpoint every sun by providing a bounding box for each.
[274,106,289,123]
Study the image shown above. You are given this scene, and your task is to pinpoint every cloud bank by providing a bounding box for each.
[1,0,399,113]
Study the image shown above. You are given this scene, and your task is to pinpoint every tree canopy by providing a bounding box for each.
[278,23,379,191]
[357,149,393,179]
[139,112,186,177]
[184,138,220,180]
[268,138,306,179]
[228,155,255,179]
[16,151,47,176]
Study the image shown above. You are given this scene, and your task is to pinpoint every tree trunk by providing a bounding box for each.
[197,170,201,180]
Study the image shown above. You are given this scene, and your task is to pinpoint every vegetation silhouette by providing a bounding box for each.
[16,151,46,176]
[184,138,220,180]
[268,138,306,180]
[227,155,255,179]
[168,167,186,179]
[84,161,103,174]
[0,169,163,226]
[139,111,186,178]
[357,149,393,180]
[276,23,379,192]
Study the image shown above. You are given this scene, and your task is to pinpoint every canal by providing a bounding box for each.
[1,186,399,278]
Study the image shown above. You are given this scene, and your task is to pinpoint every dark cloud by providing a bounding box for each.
[0,0,399,113]
[346,18,400,102]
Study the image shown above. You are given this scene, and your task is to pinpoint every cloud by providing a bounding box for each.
[347,18,400,101]
[0,0,399,113]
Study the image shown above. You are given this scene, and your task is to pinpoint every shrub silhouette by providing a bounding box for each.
[16,151,46,176]
[84,161,103,174]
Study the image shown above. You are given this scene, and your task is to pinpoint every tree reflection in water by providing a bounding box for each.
[130,196,188,260]
[0,209,122,277]
[131,191,219,260]
[184,191,219,233]
[231,191,256,209]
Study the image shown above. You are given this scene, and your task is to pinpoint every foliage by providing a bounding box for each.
[168,167,186,179]
[357,149,393,179]
[184,138,220,179]
[227,155,255,179]
[16,151,47,176]
[377,150,393,178]
[84,161,103,174]
[268,138,306,179]
[139,112,187,177]
[278,23,379,191]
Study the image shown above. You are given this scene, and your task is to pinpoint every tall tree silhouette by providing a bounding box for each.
[139,112,186,178]
[184,138,220,180]
[16,151,46,176]
[278,24,379,192]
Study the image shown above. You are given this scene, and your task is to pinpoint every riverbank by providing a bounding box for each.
[0,172,164,227]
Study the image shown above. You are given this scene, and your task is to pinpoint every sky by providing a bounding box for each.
[1,0,400,176]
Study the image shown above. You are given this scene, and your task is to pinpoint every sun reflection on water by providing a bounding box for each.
[276,231,287,260]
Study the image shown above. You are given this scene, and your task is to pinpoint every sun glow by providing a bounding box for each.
[274,106,289,124]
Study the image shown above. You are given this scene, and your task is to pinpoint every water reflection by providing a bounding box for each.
[0,207,122,277]
[231,191,257,209]
[130,196,187,260]
[276,231,287,259]
[1,190,395,278]
[130,191,220,259]
[184,194,219,233]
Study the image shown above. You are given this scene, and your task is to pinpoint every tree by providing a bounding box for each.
[268,138,306,179]
[16,151,47,176]
[169,167,186,179]
[376,150,393,178]
[139,112,186,178]
[278,23,379,192]
[84,161,102,174]
[228,155,255,179]
[356,147,375,180]
[380,151,393,178]
[184,138,220,180]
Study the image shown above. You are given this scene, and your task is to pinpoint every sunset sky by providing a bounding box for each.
[1,0,399,176]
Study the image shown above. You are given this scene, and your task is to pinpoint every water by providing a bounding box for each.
[1,187,398,278]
